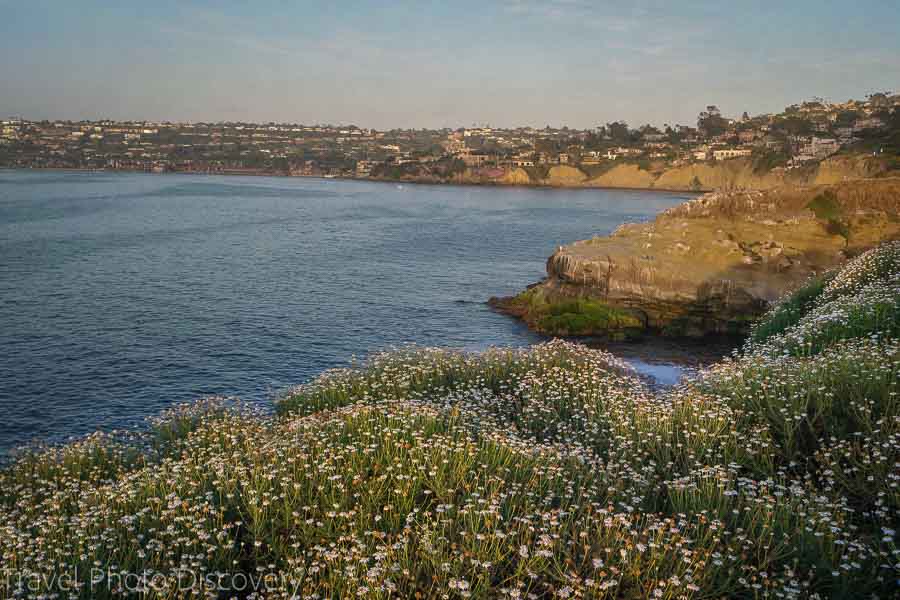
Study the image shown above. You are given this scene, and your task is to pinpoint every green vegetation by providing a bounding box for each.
[535,299,642,336]
[748,274,830,344]
[633,156,652,171]
[699,240,900,522]
[807,190,851,244]
[697,105,729,137]
[746,242,900,356]
[807,190,843,221]
[751,147,789,174]
[1,242,898,598]
[507,288,644,337]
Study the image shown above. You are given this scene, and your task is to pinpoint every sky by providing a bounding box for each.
[1,1,899,129]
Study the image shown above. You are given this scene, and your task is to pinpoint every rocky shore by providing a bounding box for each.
[492,178,900,337]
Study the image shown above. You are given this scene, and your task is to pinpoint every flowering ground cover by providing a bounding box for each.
[1,242,898,599]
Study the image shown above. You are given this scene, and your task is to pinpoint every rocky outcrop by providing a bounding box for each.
[494,178,900,337]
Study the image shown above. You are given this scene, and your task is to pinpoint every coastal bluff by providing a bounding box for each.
[492,178,900,337]
[498,154,886,190]
[370,153,890,191]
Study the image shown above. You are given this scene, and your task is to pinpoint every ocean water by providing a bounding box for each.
[0,170,690,452]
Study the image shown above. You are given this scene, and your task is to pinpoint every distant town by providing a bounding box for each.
[2,92,898,183]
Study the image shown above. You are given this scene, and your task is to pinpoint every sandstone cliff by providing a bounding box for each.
[492,178,900,337]
[582,154,887,191]
[371,153,891,192]
[546,165,589,185]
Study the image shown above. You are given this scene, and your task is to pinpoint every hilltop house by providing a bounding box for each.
[712,148,752,161]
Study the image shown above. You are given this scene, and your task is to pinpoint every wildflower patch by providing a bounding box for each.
[2,243,899,598]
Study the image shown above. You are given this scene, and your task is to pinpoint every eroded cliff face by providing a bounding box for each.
[500,168,532,185]
[585,164,657,188]
[581,155,888,191]
[377,154,891,191]
[495,178,900,337]
[366,153,892,193]
[546,165,588,185]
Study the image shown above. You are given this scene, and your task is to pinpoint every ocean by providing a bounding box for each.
[0,170,690,452]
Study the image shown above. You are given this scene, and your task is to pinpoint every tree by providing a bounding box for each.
[778,116,813,136]
[534,138,559,154]
[697,106,728,137]
[807,191,850,246]
[834,110,860,128]
[606,121,630,143]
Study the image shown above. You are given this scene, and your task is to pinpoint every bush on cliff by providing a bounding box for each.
[807,190,852,244]
[1,242,899,599]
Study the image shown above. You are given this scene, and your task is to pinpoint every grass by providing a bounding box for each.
[506,288,644,337]
[535,299,643,336]
[748,274,830,344]
[1,242,899,598]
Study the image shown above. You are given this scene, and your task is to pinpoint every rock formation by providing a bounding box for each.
[492,178,900,337]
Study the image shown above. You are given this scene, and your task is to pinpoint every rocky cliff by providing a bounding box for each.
[423,153,892,191]
[527,154,886,190]
[492,178,900,337]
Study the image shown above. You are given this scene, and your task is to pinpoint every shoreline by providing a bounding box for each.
[0,165,711,194]
[493,177,900,340]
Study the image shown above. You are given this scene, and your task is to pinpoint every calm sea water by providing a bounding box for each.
[0,170,689,452]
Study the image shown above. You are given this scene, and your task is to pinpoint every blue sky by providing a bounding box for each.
[1,1,898,128]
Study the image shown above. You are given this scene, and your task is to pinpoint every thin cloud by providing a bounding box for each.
[503,0,641,32]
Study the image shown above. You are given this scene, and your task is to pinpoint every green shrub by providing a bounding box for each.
[535,299,643,335]
[748,275,829,344]
[751,148,789,173]
[507,288,644,336]
[807,190,850,244]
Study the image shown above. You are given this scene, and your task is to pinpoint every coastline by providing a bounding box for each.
[494,177,900,340]
[4,165,899,596]
[5,150,892,194]
[0,165,708,194]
